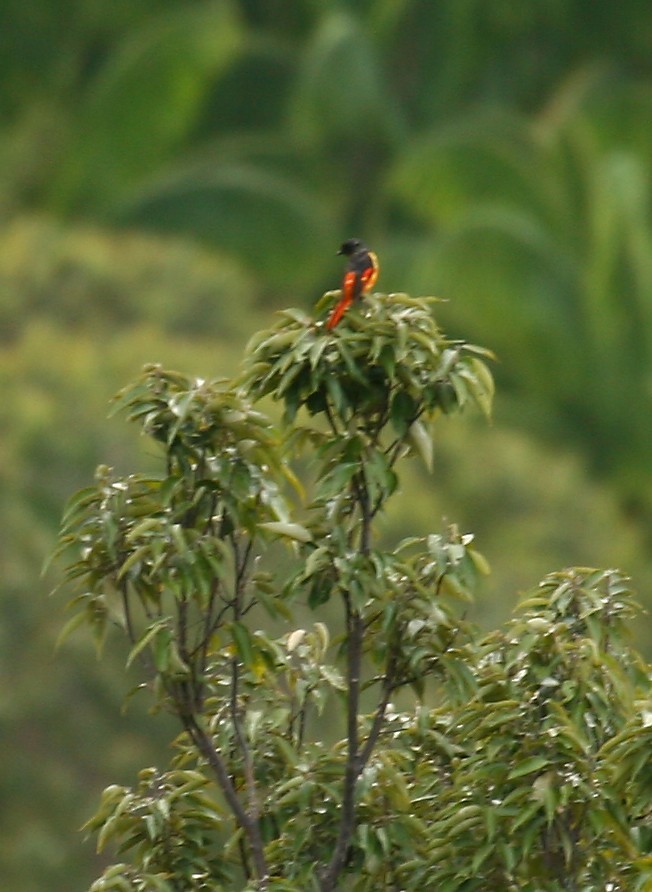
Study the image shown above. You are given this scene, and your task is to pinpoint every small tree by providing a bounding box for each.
[56,293,652,891]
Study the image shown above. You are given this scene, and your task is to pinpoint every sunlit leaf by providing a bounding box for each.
[259,521,313,543]
[407,419,434,471]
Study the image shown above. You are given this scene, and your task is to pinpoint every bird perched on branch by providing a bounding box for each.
[326,238,379,330]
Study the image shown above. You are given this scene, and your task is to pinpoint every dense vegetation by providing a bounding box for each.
[57,303,652,891]
[3,1,652,888]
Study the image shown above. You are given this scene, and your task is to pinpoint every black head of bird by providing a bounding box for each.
[338,238,365,256]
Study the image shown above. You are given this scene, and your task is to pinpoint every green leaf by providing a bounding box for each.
[308,575,332,609]
[125,516,164,542]
[231,621,254,668]
[511,798,544,832]
[60,485,101,526]
[117,544,151,580]
[467,356,495,419]
[274,735,299,767]
[390,390,418,435]
[55,610,89,650]
[408,419,434,471]
[153,627,172,673]
[259,521,313,543]
[126,619,169,669]
[96,813,122,854]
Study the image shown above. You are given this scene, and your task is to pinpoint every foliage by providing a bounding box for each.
[3,2,652,889]
[388,79,652,505]
[3,215,647,892]
[382,416,652,634]
[56,297,652,891]
[409,568,652,891]
[0,217,262,892]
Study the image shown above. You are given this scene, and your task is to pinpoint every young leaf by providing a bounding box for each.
[259,521,313,543]
[408,419,434,471]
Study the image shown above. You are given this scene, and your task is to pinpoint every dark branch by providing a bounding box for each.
[324,400,343,438]
[359,649,399,771]
[320,470,372,892]
[321,606,363,892]
[181,712,269,889]
[229,534,267,889]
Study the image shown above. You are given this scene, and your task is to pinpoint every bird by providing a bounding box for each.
[326,238,379,330]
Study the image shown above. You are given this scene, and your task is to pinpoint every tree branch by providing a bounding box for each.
[230,656,264,858]
[358,649,398,772]
[383,407,426,474]
[320,470,372,892]
[324,400,343,438]
[321,604,363,892]
[173,526,268,888]
[181,711,269,889]
[230,532,267,887]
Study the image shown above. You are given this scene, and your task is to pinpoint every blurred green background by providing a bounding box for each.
[3,1,652,888]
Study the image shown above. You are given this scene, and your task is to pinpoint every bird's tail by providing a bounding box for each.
[326,295,353,330]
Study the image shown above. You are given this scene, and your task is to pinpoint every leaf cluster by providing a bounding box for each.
[404,568,652,891]
[243,294,493,432]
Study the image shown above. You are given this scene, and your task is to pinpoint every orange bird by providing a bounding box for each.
[326,238,379,330]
